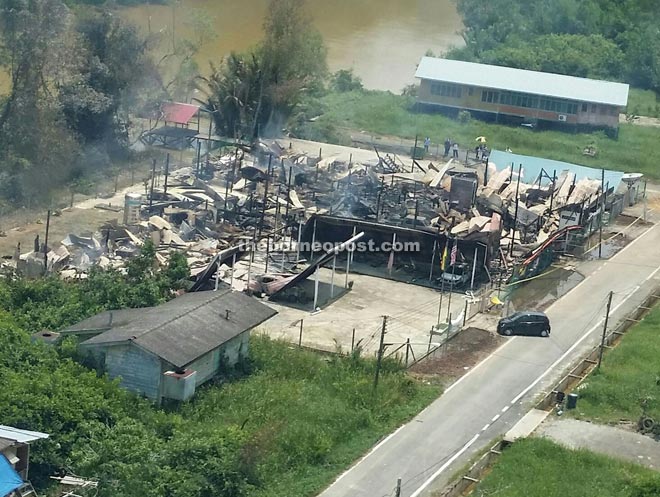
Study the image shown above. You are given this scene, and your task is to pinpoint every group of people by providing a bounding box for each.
[475,143,490,161]
[443,137,459,158]
[422,137,460,159]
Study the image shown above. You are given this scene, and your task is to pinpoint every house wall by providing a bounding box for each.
[170,331,250,387]
[104,344,162,400]
[417,79,621,128]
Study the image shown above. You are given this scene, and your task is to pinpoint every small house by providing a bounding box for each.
[0,425,48,488]
[62,290,277,403]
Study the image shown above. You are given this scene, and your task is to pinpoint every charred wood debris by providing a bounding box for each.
[10,140,605,294]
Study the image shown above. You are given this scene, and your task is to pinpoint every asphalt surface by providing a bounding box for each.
[319,221,660,497]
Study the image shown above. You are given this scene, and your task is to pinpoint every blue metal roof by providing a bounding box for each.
[489,150,625,190]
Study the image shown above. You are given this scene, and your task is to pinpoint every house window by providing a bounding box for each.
[581,103,588,112]
[468,87,474,96]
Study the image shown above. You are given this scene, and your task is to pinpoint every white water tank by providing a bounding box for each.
[123,193,142,225]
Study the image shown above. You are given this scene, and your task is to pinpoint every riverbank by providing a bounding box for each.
[297,89,660,179]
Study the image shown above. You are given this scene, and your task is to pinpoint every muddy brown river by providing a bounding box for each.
[122,0,463,92]
[0,1,462,94]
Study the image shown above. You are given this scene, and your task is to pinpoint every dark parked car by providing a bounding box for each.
[497,311,551,337]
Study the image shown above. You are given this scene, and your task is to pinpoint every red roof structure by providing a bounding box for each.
[160,102,200,125]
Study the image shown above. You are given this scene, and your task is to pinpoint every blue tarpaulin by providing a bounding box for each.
[489,150,625,190]
[0,454,22,497]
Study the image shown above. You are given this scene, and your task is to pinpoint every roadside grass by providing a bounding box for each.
[628,88,660,118]
[569,306,660,425]
[472,438,660,497]
[301,90,660,180]
[180,336,441,497]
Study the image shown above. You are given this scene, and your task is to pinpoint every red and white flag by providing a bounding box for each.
[450,239,458,266]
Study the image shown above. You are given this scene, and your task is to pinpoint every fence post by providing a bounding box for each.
[405,338,410,366]
[351,328,356,352]
[428,329,433,353]
[298,319,303,348]
[463,300,469,327]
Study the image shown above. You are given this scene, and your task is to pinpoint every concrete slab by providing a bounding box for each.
[233,252,472,357]
[504,409,550,443]
[536,418,660,471]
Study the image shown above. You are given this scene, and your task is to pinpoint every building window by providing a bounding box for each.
[468,87,474,96]
[581,103,588,112]
[431,83,462,98]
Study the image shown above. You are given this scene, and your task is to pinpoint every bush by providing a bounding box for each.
[330,69,363,93]
[458,110,472,124]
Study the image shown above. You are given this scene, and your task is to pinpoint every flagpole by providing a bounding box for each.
[446,262,456,322]
[446,238,457,321]
[437,238,448,325]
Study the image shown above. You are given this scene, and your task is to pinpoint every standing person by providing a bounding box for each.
[444,138,451,157]
[424,136,431,153]
[452,142,459,159]
[475,145,481,160]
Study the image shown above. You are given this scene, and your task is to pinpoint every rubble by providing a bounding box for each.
[5,138,626,302]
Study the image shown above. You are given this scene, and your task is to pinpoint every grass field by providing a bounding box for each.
[301,90,660,180]
[471,438,660,497]
[570,306,660,425]
[628,88,660,118]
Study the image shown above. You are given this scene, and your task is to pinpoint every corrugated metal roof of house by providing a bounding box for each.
[415,57,629,107]
[80,291,277,367]
[160,102,200,125]
[61,308,146,334]
[0,426,49,444]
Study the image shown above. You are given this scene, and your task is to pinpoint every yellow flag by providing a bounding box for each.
[441,242,448,271]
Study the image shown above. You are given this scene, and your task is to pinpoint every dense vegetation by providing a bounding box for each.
[448,0,660,95]
[0,259,437,496]
[199,0,327,139]
[472,438,660,497]
[571,306,660,424]
[296,89,660,179]
[0,0,164,211]
[0,241,438,497]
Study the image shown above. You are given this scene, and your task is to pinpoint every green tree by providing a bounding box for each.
[202,0,327,139]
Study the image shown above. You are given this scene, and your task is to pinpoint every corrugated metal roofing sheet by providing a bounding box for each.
[0,426,48,444]
[488,150,624,190]
[415,57,629,107]
[161,102,200,125]
[81,291,277,367]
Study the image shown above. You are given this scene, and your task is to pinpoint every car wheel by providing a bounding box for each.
[502,328,512,336]
[540,329,549,337]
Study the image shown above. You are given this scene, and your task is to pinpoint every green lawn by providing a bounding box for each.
[472,438,660,497]
[570,306,660,425]
[301,90,660,180]
[628,88,660,118]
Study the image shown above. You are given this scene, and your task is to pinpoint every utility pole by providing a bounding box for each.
[374,316,388,392]
[598,168,605,259]
[598,291,614,370]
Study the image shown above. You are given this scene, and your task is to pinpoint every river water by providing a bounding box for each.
[122,0,463,93]
[0,1,462,95]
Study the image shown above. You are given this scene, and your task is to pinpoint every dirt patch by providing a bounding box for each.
[409,327,505,380]
[0,207,119,257]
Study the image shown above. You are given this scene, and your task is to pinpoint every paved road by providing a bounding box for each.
[319,221,660,497]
